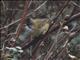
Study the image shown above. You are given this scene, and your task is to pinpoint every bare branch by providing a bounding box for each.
[0,1,48,30]
[71,1,80,8]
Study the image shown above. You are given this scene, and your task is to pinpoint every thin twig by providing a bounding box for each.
[69,12,80,21]
[28,0,32,8]
[64,12,80,25]
[1,0,7,10]
[71,1,80,8]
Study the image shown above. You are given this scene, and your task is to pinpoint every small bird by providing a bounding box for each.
[17,18,50,49]
[30,18,50,37]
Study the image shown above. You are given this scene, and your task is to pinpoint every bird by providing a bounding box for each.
[30,18,50,37]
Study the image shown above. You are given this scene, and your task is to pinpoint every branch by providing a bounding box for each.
[69,12,80,21]
[16,0,29,39]
[0,1,48,30]
[47,0,70,34]
[64,12,80,25]
[71,1,80,8]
